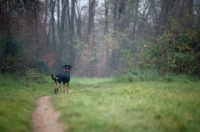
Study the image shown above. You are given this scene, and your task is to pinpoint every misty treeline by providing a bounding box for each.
[0,0,200,77]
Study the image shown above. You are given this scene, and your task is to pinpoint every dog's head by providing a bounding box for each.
[63,65,73,72]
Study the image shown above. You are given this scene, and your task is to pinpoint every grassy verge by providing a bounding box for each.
[0,75,52,132]
[52,78,200,132]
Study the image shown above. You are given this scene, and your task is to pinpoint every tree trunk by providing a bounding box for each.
[44,0,49,52]
[58,0,67,68]
[104,0,109,34]
[75,2,82,40]
[69,0,76,65]
[50,0,56,50]
[133,0,139,40]
[87,0,95,54]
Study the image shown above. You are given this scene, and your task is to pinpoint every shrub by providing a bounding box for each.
[27,58,50,75]
[141,16,200,76]
[116,68,160,83]
[0,36,24,58]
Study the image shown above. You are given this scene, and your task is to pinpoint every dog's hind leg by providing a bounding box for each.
[54,83,57,94]
[55,82,61,94]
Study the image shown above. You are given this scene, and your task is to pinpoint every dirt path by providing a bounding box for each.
[31,90,73,132]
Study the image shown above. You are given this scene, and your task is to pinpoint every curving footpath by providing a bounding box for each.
[31,96,65,132]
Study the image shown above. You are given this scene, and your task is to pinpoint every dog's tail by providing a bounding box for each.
[51,74,55,81]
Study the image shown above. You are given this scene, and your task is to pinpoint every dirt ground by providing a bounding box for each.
[31,91,73,132]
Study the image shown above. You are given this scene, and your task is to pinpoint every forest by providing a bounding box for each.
[0,0,200,77]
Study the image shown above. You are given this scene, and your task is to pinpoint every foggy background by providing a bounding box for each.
[0,0,200,77]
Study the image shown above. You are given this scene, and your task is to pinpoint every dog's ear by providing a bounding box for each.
[63,65,66,68]
[63,65,72,70]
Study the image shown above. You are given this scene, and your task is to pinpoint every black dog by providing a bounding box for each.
[51,65,73,94]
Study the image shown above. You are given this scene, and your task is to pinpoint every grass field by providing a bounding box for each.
[52,77,200,132]
[0,75,200,132]
[0,76,52,132]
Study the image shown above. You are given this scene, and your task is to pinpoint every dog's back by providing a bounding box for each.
[51,74,62,83]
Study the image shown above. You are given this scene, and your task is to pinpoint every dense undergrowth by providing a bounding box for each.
[116,68,200,83]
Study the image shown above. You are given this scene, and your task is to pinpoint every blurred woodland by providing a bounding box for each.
[0,0,200,77]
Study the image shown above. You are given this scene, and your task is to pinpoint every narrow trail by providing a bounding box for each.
[31,90,73,132]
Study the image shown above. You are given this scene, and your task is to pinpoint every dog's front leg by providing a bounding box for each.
[63,83,66,93]
[67,83,69,93]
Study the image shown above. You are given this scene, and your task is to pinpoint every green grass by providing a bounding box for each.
[0,75,200,132]
[69,77,115,90]
[52,78,200,132]
[0,76,52,132]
